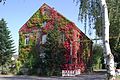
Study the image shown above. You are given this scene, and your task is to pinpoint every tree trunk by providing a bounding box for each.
[100,0,115,80]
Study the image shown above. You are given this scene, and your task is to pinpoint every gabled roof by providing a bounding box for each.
[19,3,52,32]
[19,3,91,41]
[19,3,71,32]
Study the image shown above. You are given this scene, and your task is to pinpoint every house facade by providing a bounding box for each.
[19,3,93,76]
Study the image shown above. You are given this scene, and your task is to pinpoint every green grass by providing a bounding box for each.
[116,75,120,79]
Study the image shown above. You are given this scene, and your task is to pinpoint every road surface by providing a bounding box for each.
[0,74,106,80]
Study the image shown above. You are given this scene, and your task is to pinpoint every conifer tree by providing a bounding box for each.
[43,21,65,76]
[0,18,15,73]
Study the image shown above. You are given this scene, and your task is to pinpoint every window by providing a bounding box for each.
[60,32,66,42]
[36,30,42,44]
[42,35,47,44]
[25,34,29,45]
[77,34,79,37]
[42,21,46,27]
[42,8,50,15]
[42,8,47,15]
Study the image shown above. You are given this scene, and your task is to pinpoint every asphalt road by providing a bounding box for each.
[0,74,106,80]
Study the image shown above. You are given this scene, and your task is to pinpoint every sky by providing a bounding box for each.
[0,0,95,55]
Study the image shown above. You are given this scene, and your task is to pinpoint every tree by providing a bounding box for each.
[93,0,120,67]
[74,0,116,79]
[43,22,65,76]
[0,18,15,74]
[0,0,6,4]
[108,0,120,68]
[92,44,103,69]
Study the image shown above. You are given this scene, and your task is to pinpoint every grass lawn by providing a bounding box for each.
[116,76,120,79]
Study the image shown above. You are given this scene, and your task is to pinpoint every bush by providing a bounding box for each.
[92,44,104,70]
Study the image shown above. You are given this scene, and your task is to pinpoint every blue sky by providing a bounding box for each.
[0,0,94,54]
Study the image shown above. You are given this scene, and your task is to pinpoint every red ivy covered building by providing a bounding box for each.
[19,3,93,76]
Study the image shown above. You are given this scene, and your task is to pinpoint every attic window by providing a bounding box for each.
[43,8,47,15]
[25,34,29,45]
[42,7,50,16]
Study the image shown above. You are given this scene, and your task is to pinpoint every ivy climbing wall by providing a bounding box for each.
[19,3,93,73]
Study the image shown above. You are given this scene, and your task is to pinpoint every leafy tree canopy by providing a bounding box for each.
[74,0,120,65]
[0,0,6,4]
[92,44,104,69]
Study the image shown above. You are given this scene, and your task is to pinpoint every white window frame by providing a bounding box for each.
[42,35,47,44]
[61,32,65,42]
[42,8,48,15]
[25,34,29,45]
[42,21,47,27]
